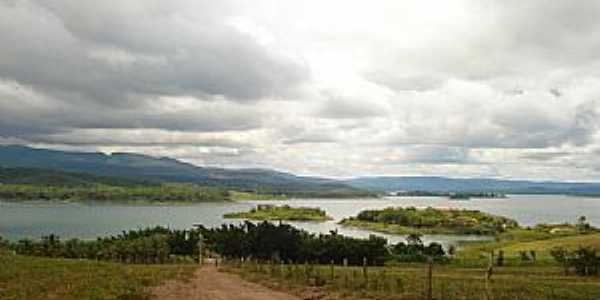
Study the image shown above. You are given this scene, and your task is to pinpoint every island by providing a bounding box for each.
[223,205,333,221]
[339,206,519,235]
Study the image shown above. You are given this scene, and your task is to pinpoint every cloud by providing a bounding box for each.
[2,0,600,180]
[0,0,308,106]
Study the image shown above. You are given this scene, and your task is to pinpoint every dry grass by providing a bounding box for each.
[0,251,196,300]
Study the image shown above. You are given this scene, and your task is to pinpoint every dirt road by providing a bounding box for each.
[151,265,302,300]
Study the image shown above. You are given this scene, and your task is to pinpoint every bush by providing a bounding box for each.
[8,227,198,264]
[390,234,447,263]
[550,246,600,276]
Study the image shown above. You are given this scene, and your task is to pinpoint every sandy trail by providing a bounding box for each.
[151,264,302,300]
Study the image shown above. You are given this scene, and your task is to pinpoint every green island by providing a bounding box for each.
[390,190,507,199]
[228,190,289,201]
[339,206,519,235]
[223,204,333,221]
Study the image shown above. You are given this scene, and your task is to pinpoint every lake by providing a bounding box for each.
[1,194,599,247]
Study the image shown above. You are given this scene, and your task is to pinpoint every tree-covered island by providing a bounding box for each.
[223,204,333,221]
[340,206,519,235]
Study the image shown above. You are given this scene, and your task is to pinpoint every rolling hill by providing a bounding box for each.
[0,145,368,196]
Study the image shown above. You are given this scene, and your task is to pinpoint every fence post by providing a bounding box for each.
[304,260,309,284]
[426,257,433,300]
[330,259,335,282]
[363,257,368,287]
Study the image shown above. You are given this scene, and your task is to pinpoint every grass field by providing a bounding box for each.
[0,251,196,300]
[455,231,600,266]
[223,260,600,300]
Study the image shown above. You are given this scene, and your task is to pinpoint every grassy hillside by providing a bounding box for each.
[0,250,195,300]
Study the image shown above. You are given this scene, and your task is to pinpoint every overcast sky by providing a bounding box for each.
[2,0,600,180]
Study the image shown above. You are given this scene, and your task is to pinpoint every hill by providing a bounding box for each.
[346,176,600,195]
[0,167,156,187]
[0,145,368,197]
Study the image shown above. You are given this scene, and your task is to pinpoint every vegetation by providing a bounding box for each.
[229,190,289,201]
[0,183,230,203]
[454,217,599,268]
[390,233,447,263]
[449,192,506,200]
[340,206,519,235]
[200,221,391,265]
[223,205,332,221]
[223,259,600,300]
[5,227,203,263]
[0,249,194,300]
[389,190,506,199]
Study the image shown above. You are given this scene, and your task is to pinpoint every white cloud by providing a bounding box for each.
[2,0,600,180]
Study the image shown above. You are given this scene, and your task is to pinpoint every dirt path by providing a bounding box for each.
[150,265,302,300]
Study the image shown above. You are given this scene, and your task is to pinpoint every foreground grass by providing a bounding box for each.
[0,251,196,300]
[224,205,333,221]
[222,260,600,300]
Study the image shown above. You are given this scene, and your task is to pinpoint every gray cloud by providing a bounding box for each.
[0,0,308,107]
[2,0,600,180]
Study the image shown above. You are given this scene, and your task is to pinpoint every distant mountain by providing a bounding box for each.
[346,176,600,195]
[0,167,156,187]
[0,145,366,196]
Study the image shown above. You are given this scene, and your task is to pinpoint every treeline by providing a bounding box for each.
[200,221,389,265]
[0,183,230,202]
[4,227,200,264]
[2,223,448,266]
[345,207,518,235]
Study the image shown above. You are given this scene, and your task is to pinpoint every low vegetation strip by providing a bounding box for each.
[340,206,519,235]
[0,183,230,203]
[223,205,333,221]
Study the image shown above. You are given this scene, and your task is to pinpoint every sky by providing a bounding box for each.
[2,0,600,180]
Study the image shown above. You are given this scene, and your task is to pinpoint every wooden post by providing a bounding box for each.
[330,259,335,281]
[363,257,368,287]
[304,261,309,284]
[197,233,204,266]
[426,257,433,300]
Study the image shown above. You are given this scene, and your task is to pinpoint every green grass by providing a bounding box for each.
[222,260,600,300]
[0,251,196,300]
[455,229,600,267]
[223,205,332,221]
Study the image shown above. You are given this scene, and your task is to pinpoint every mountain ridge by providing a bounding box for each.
[3,145,600,195]
[0,145,365,196]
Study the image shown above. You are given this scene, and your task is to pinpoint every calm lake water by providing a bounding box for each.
[1,194,599,247]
